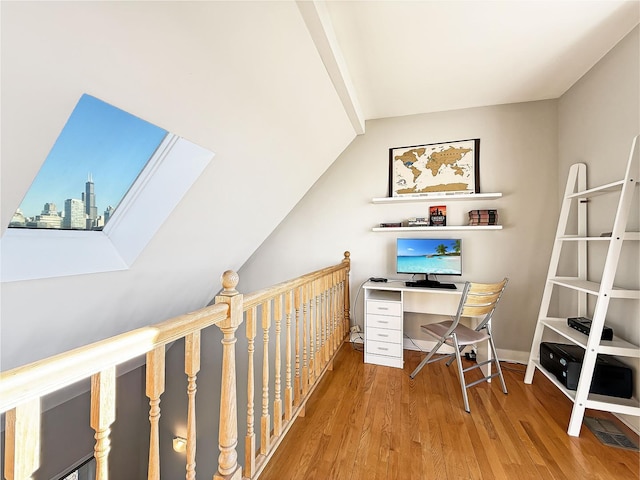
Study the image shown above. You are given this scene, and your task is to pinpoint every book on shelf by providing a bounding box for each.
[379,222,402,228]
[429,206,446,226]
[468,219,499,225]
[468,209,498,225]
[407,216,429,227]
[468,209,498,215]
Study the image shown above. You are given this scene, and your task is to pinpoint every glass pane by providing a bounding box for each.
[10,94,167,230]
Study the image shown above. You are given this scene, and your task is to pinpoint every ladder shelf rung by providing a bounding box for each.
[586,394,640,416]
[539,318,640,357]
[566,179,625,199]
[531,360,576,402]
[559,232,640,241]
[549,278,640,298]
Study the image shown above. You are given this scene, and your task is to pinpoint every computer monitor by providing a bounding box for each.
[396,238,462,278]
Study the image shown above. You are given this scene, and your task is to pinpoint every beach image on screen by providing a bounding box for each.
[397,238,462,275]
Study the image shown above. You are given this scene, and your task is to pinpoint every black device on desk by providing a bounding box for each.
[405,280,457,289]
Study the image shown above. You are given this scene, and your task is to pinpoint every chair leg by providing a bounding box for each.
[445,344,465,367]
[452,333,470,413]
[409,338,445,379]
[488,333,507,394]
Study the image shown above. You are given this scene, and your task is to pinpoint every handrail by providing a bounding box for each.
[0,252,351,480]
[243,254,351,309]
[0,303,229,413]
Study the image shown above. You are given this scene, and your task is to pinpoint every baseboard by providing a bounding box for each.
[616,414,640,435]
[403,337,455,354]
[495,348,529,365]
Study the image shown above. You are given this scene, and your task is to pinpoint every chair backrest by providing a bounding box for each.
[453,278,509,330]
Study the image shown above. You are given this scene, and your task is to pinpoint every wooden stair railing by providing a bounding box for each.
[0,252,351,480]
[240,252,351,479]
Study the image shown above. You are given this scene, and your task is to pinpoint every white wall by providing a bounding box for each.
[558,26,639,431]
[239,100,559,359]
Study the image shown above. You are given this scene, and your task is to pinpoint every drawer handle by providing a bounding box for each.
[377,307,389,310]
[377,320,389,324]
[378,347,389,351]
[377,334,389,338]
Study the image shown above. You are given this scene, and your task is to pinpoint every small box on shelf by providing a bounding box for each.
[429,206,446,226]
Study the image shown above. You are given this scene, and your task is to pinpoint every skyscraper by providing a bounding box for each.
[31,202,62,229]
[63,199,85,229]
[104,205,114,224]
[83,173,98,229]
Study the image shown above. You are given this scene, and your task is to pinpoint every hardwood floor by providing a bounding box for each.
[259,343,639,480]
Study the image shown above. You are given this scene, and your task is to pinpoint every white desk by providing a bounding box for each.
[363,280,489,370]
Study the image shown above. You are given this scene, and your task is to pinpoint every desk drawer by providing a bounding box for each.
[366,326,402,344]
[366,300,402,317]
[366,339,403,358]
[366,313,401,330]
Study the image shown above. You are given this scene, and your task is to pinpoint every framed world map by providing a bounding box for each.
[388,138,480,197]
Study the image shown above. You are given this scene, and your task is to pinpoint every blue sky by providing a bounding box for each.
[397,238,460,256]
[17,94,167,218]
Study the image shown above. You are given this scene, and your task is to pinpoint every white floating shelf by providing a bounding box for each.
[372,193,502,204]
[372,225,502,232]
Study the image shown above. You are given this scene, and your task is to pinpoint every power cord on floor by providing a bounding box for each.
[349,279,368,333]
[349,332,364,351]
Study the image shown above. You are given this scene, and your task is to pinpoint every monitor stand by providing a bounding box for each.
[405,277,457,289]
[405,279,442,288]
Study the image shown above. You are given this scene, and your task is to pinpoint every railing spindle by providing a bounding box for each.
[185,332,200,480]
[260,300,271,455]
[294,286,301,406]
[146,346,165,480]
[324,274,333,364]
[302,284,309,396]
[245,307,257,479]
[274,294,283,437]
[285,290,293,421]
[91,366,116,480]
[306,281,313,384]
[315,278,322,378]
[334,273,340,353]
[4,398,40,480]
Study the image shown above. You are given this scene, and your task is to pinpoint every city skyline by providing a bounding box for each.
[14,94,167,220]
[12,176,116,230]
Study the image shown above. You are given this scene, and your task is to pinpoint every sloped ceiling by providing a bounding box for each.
[1,1,638,370]
[327,0,640,119]
[323,0,639,119]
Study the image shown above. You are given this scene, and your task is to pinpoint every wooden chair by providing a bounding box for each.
[409,278,509,412]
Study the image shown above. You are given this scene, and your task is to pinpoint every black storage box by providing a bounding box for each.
[540,342,633,399]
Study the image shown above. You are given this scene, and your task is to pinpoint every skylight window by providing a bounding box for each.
[9,94,167,231]
[2,95,214,282]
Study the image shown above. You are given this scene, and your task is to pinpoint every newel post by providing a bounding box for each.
[214,270,243,480]
[343,251,351,329]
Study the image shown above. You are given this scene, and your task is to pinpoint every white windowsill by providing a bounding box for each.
[1,135,214,283]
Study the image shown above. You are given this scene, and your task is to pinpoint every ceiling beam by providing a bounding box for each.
[297,0,365,135]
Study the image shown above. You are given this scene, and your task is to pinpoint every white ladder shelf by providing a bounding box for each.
[524,135,640,437]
